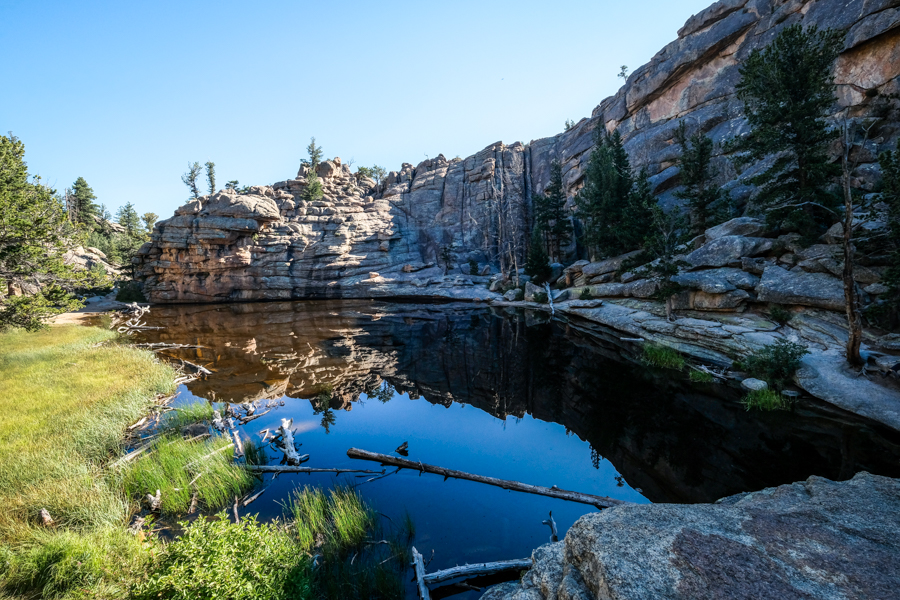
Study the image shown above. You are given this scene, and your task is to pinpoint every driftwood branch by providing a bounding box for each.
[247,465,382,474]
[542,511,559,542]
[412,546,431,600]
[422,558,533,585]
[346,448,629,509]
[278,418,304,465]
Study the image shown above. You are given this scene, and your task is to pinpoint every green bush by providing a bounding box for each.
[468,259,479,276]
[132,514,311,600]
[736,339,808,390]
[533,291,548,303]
[641,344,685,370]
[742,388,792,411]
[579,288,592,299]
[689,369,714,383]
[116,280,147,303]
[768,304,793,325]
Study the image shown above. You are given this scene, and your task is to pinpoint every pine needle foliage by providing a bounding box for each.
[524,225,551,283]
[730,24,844,239]
[673,121,731,235]
[533,160,572,261]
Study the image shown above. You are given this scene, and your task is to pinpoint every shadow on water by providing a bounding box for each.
[137,300,900,594]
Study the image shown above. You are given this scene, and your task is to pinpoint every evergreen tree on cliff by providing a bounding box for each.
[673,121,730,235]
[575,129,650,259]
[205,161,216,194]
[524,225,551,283]
[182,162,202,200]
[875,141,900,329]
[306,137,323,169]
[0,135,94,330]
[70,177,99,226]
[533,160,572,262]
[731,24,844,240]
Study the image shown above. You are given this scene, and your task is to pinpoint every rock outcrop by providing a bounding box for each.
[136,0,900,304]
[484,472,900,600]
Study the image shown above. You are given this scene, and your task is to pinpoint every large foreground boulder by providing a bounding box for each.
[484,472,900,600]
[756,265,845,311]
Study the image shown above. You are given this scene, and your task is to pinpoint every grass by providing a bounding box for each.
[742,388,792,411]
[735,339,809,390]
[133,487,410,600]
[160,401,213,430]
[641,343,685,370]
[689,369,715,383]
[122,434,254,515]
[0,325,176,598]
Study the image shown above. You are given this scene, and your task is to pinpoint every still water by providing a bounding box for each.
[136,300,900,597]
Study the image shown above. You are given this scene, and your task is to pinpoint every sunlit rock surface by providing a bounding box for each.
[136,0,900,304]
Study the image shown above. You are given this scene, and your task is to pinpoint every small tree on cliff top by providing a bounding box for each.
[306,137,323,169]
[182,162,202,200]
[730,24,844,240]
[205,161,216,194]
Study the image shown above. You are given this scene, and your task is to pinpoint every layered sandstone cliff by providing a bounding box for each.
[136,0,900,304]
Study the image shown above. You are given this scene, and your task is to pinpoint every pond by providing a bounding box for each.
[136,300,900,598]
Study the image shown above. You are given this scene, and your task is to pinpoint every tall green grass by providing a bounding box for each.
[742,388,792,411]
[161,401,213,430]
[641,343,685,370]
[122,434,254,514]
[0,325,176,598]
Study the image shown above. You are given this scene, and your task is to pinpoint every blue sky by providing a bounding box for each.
[1,0,713,219]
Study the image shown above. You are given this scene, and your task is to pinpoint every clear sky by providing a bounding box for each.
[1,0,713,220]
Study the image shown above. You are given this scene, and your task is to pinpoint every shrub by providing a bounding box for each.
[641,344,685,370]
[580,288,592,300]
[468,258,479,276]
[132,514,311,600]
[742,388,792,411]
[736,339,808,390]
[116,280,147,303]
[533,292,548,304]
[768,304,793,325]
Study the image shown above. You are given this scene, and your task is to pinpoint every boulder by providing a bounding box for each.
[316,160,338,179]
[672,268,760,294]
[740,257,775,275]
[202,193,281,222]
[756,266,845,311]
[524,281,543,302]
[704,217,766,241]
[485,472,900,600]
[741,378,768,391]
[581,250,644,278]
[686,236,778,269]
[503,288,523,302]
[671,289,750,311]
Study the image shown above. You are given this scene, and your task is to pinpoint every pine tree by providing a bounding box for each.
[225,180,240,190]
[302,169,324,203]
[876,141,900,328]
[205,161,216,194]
[524,225,551,283]
[0,135,93,330]
[306,137,323,169]
[673,121,730,235]
[731,24,844,239]
[575,130,649,258]
[71,177,99,226]
[533,160,572,262]
[116,202,142,237]
[182,162,202,199]
[142,212,158,234]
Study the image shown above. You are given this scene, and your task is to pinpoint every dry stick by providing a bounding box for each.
[188,492,199,515]
[247,465,381,475]
[238,407,273,425]
[542,511,559,542]
[423,558,534,585]
[230,430,244,457]
[346,448,629,509]
[278,418,304,466]
[242,485,270,507]
[233,496,240,523]
[180,359,212,375]
[412,546,431,600]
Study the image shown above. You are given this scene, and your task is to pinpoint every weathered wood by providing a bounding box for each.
[248,465,381,474]
[542,511,559,542]
[278,418,304,466]
[233,496,240,522]
[412,546,431,600]
[230,430,244,457]
[346,448,629,509]
[423,558,533,585]
[181,359,212,375]
[238,407,273,425]
[188,492,199,514]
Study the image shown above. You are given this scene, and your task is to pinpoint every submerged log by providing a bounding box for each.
[412,546,431,600]
[278,418,304,466]
[423,558,533,585]
[248,465,381,474]
[346,448,629,509]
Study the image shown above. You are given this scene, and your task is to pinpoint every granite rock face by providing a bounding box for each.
[484,472,900,600]
[136,0,900,304]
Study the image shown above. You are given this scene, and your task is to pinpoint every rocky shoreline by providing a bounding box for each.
[482,472,900,600]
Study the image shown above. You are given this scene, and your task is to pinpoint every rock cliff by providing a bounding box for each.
[136,0,900,304]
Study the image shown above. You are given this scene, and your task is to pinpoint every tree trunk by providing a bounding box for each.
[842,124,864,367]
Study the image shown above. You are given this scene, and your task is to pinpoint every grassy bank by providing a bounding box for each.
[0,325,176,598]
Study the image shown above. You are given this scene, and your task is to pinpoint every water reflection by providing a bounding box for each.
[141,300,900,504]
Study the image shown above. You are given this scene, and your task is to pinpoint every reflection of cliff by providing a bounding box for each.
[142,301,900,504]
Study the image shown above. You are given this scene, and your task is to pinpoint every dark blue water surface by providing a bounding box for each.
[137,300,900,598]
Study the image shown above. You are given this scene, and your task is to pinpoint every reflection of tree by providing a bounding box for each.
[313,385,336,434]
[374,382,394,403]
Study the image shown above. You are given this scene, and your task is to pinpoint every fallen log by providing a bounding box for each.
[412,546,431,600]
[346,448,629,509]
[423,558,533,585]
[247,465,381,474]
[278,418,304,466]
